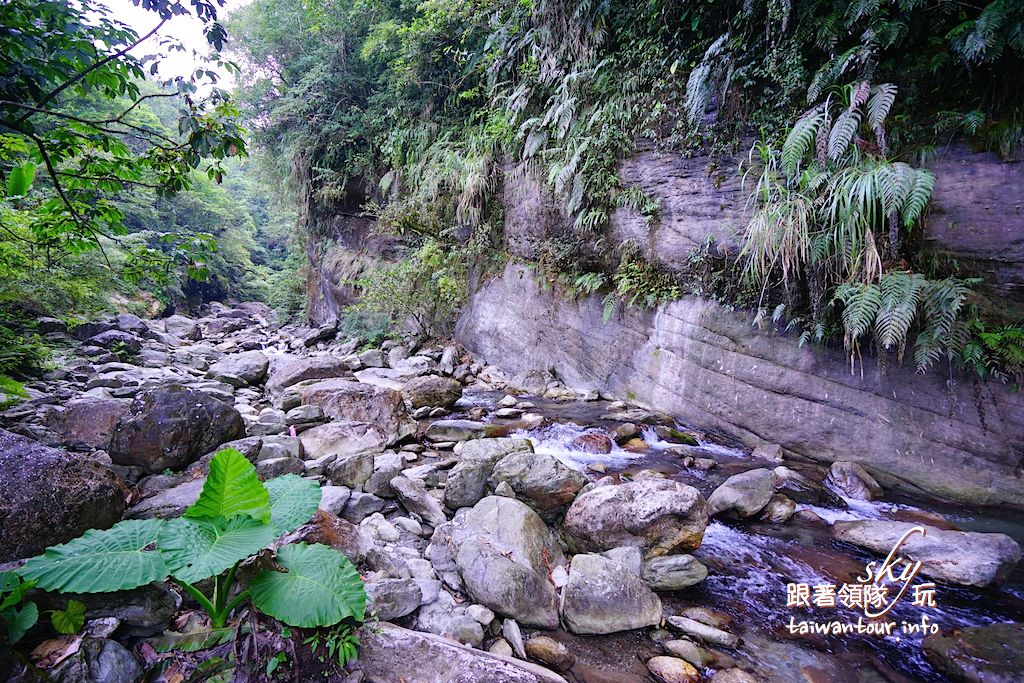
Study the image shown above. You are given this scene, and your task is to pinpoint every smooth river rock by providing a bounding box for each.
[560,547,662,634]
[561,479,709,557]
[832,520,1021,587]
[707,468,776,518]
[922,621,1024,683]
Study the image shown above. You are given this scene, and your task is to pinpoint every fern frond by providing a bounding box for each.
[902,169,935,227]
[783,107,825,175]
[828,109,861,160]
[866,83,898,129]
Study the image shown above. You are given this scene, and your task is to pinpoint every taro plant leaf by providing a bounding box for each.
[2,602,38,644]
[18,519,168,593]
[265,475,322,536]
[159,515,277,584]
[185,448,271,523]
[51,599,86,635]
[250,543,366,628]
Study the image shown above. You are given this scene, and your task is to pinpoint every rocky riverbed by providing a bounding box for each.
[1,303,1022,682]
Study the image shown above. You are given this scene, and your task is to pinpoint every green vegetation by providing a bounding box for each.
[18,448,366,633]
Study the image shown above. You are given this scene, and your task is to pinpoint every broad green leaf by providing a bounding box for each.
[18,519,167,593]
[265,475,321,536]
[159,516,276,584]
[6,162,36,197]
[250,543,366,628]
[51,599,86,635]
[0,572,35,611]
[3,602,38,643]
[185,448,270,523]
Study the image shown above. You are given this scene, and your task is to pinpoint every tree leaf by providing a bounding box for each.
[185,448,270,524]
[250,543,365,628]
[265,475,321,536]
[18,519,168,593]
[6,162,36,197]
[159,516,277,584]
[51,599,86,635]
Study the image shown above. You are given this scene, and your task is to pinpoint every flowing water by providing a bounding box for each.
[455,391,1024,682]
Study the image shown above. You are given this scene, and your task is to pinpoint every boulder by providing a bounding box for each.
[125,478,204,519]
[825,461,884,500]
[109,385,245,474]
[666,615,738,648]
[35,583,176,637]
[831,520,1020,587]
[50,638,142,683]
[391,475,447,526]
[750,443,783,463]
[922,622,1024,683]
[560,547,662,634]
[706,468,776,518]
[440,496,564,628]
[647,657,701,683]
[366,579,423,621]
[301,379,414,438]
[402,375,464,409]
[760,494,796,524]
[488,450,588,520]
[86,329,142,355]
[561,479,709,557]
[298,421,390,460]
[642,555,708,591]
[326,451,375,489]
[445,438,534,509]
[0,429,126,562]
[569,432,614,454]
[206,350,269,386]
[46,396,129,450]
[525,636,575,672]
[265,353,352,394]
[163,314,200,340]
[772,466,846,507]
[425,419,504,442]
[358,622,568,683]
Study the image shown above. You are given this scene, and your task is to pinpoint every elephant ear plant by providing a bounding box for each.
[17,449,366,631]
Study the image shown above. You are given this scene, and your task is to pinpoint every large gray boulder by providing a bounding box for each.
[825,461,884,500]
[50,638,142,683]
[125,478,204,520]
[561,479,709,557]
[437,496,564,629]
[706,468,776,518]
[163,314,200,340]
[358,622,567,683]
[832,520,1021,587]
[109,384,245,474]
[642,554,708,591]
[206,350,269,386]
[402,374,463,409]
[488,450,588,521]
[445,438,533,509]
[265,353,352,394]
[298,421,390,460]
[301,378,414,438]
[46,396,129,450]
[560,547,662,634]
[0,429,126,562]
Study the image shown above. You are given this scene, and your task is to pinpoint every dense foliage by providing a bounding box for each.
[229,0,1023,376]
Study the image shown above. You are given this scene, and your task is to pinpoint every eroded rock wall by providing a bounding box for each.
[456,263,1024,506]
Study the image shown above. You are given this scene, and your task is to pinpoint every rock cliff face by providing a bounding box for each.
[456,263,1024,506]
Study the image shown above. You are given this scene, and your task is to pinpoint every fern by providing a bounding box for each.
[783,107,825,175]
[827,109,861,160]
[866,83,898,129]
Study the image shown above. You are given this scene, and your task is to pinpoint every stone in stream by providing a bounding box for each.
[425,419,505,442]
[569,432,614,454]
[709,670,758,683]
[300,378,415,439]
[365,578,423,620]
[706,468,776,518]
[641,554,708,590]
[298,420,390,460]
[46,395,129,450]
[750,443,783,463]
[444,437,534,509]
[772,466,846,508]
[358,622,568,683]
[488,450,589,521]
[390,474,448,526]
[831,520,1021,587]
[125,478,205,519]
[433,496,564,629]
[109,384,245,474]
[206,350,269,386]
[922,621,1024,683]
[824,461,884,500]
[87,329,142,354]
[561,479,709,557]
[401,374,463,409]
[525,636,575,672]
[326,451,374,489]
[0,429,126,562]
[264,353,352,395]
[759,494,796,524]
[646,656,701,683]
[665,615,739,648]
[662,639,736,670]
[163,314,200,340]
[560,547,662,635]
